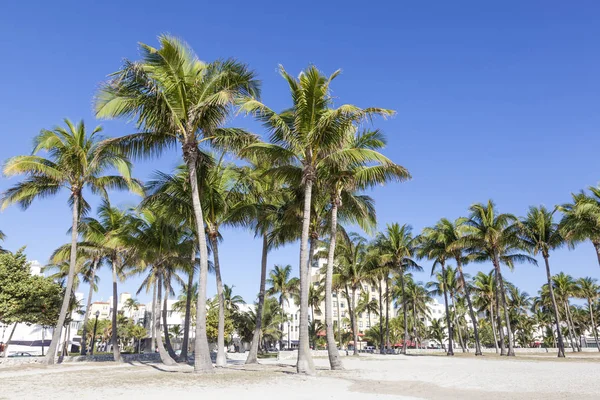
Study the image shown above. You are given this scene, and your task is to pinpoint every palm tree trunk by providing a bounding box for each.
[162,281,178,360]
[490,303,499,353]
[280,296,285,352]
[440,262,454,356]
[587,299,600,352]
[543,256,565,357]
[385,275,391,353]
[378,280,384,354]
[151,281,157,352]
[400,271,409,355]
[324,204,343,368]
[80,258,99,356]
[593,242,600,269]
[493,256,514,356]
[337,291,342,348]
[565,303,581,352]
[180,253,195,362]
[563,302,577,352]
[296,177,315,374]
[450,294,466,352]
[156,276,177,366]
[350,287,359,356]
[209,233,227,367]
[111,256,122,362]
[493,270,505,354]
[247,234,269,364]
[412,303,418,348]
[45,192,80,365]
[456,260,482,355]
[185,148,214,374]
[2,323,17,359]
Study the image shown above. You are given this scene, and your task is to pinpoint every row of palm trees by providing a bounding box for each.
[1,34,599,376]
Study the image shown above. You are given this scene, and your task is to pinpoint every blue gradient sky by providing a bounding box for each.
[1,1,599,305]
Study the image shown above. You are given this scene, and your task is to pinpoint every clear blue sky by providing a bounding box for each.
[1,1,599,305]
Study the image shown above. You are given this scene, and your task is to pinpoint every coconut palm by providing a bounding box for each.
[576,277,600,351]
[1,119,141,364]
[552,273,580,352]
[432,218,483,355]
[517,206,566,357]
[356,290,380,329]
[333,233,371,356]
[223,285,245,314]
[0,230,6,253]
[429,318,447,349]
[123,298,140,315]
[375,223,420,355]
[472,270,499,352]
[444,266,467,352]
[560,186,600,268]
[461,200,536,356]
[403,279,432,348]
[266,264,299,350]
[240,65,393,374]
[96,35,259,373]
[308,284,324,324]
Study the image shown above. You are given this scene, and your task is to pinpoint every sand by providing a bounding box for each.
[1,353,599,399]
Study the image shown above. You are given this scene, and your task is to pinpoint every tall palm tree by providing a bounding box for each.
[403,279,432,348]
[428,318,447,349]
[0,230,6,253]
[1,119,141,364]
[445,266,467,352]
[461,200,536,356]
[517,206,566,357]
[426,269,456,354]
[266,265,299,350]
[434,218,483,355]
[375,223,420,355]
[96,35,259,373]
[308,284,324,324]
[356,290,380,330]
[560,186,600,268]
[240,65,393,374]
[577,277,600,352]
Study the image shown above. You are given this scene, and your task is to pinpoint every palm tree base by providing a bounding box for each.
[446,351,454,356]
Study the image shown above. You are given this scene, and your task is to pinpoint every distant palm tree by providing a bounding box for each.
[577,277,600,352]
[123,298,140,315]
[0,230,6,253]
[517,206,566,357]
[356,290,380,330]
[96,35,259,374]
[223,285,245,314]
[461,200,536,356]
[240,65,393,374]
[552,273,580,352]
[375,223,420,355]
[428,318,447,350]
[267,265,299,350]
[1,119,141,364]
[472,270,500,352]
[307,284,324,324]
[560,186,600,268]
[403,279,432,348]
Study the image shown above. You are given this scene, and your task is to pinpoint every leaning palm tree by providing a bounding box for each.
[517,206,566,357]
[1,119,141,364]
[461,200,536,356]
[375,223,420,355]
[560,186,600,268]
[576,277,600,352]
[240,65,393,374]
[96,35,259,373]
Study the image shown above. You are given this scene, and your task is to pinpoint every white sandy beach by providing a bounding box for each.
[2,353,600,400]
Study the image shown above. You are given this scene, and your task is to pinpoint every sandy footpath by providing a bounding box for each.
[1,353,599,399]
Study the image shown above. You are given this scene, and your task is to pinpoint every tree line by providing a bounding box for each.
[1,34,599,374]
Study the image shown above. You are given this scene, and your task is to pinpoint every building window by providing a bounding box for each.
[340,303,345,308]
[366,322,370,328]
[359,321,363,328]
[371,286,375,292]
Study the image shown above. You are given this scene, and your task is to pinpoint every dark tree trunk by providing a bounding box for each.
[179,254,195,362]
[440,262,454,356]
[490,303,499,353]
[324,198,342,368]
[156,276,177,365]
[494,270,506,355]
[209,233,227,367]
[385,275,391,353]
[378,280,384,354]
[400,271,409,355]
[162,281,178,360]
[246,234,269,364]
[2,323,17,359]
[111,256,122,362]
[80,258,99,356]
[543,256,565,357]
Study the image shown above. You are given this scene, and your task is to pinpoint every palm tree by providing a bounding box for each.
[266,265,299,350]
[577,277,600,352]
[472,270,499,352]
[0,230,6,253]
[223,285,245,314]
[552,273,580,352]
[308,284,324,324]
[1,119,141,364]
[123,298,140,315]
[428,318,447,349]
[461,200,536,356]
[333,233,371,355]
[433,218,483,355]
[356,290,380,330]
[96,35,259,373]
[240,65,393,374]
[560,186,600,267]
[426,270,456,354]
[403,279,432,348]
[375,223,420,355]
[517,206,566,357]
[444,266,467,352]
